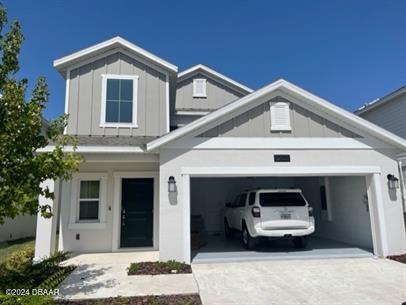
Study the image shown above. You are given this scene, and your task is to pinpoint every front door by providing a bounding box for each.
[120,178,154,248]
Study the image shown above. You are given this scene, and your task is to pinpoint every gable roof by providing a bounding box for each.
[355,85,406,115]
[178,64,253,95]
[147,79,406,151]
[54,36,178,75]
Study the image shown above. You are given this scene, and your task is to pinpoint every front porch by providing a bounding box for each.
[57,251,198,300]
[34,154,161,261]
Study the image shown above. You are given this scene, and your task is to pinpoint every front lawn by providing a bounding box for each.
[127,260,192,275]
[57,294,202,305]
[0,237,35,264]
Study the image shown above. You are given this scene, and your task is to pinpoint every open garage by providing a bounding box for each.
[190,175,374,263]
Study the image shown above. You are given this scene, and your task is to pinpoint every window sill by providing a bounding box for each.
[100,123,139,128]
[68,222,107,230]
[270,127,292,132]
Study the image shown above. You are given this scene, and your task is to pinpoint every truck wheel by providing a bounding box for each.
[293,237,308,249]
[224,219,232,239]
[241,225,257,250]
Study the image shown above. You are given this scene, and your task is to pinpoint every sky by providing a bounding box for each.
[3,0,406,120]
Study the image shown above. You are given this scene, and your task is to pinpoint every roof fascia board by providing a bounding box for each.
[279,82,406,149]
[59,47,171,78]
[147,79,406,151]
[178,64,253,94]
[54,36,177,74]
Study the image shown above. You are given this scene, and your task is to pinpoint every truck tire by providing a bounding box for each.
[241,224,257,250]
[224,218,232,239]
[293,237,308,249]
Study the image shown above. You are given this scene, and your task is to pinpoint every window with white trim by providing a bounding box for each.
[270,101,291,131]
[101,75,139,127]
[193,78,207,98]
[78,180,100,221]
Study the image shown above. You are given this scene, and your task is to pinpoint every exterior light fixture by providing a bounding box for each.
[387,174,399,189]
[168,176,176,192]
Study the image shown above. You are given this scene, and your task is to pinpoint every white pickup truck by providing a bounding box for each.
[224,189,315,249]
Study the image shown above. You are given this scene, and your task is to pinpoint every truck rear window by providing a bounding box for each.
[259,192,306,207]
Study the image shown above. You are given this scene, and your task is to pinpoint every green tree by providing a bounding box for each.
[0,5,81,223]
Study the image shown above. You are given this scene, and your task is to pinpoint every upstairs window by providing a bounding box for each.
[270,101,291,131]
[193,78,207,98]
[101,74,139,127]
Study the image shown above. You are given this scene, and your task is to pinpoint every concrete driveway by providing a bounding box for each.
[192,258,406,305]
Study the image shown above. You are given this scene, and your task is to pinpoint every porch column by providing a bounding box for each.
[34,179,60,262]
[366,173,389,257]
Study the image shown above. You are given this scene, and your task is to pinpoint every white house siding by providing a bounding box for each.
[67,52,168,137]
[58,161,159,253]
[159,147,406,262]
[0,215,37,241]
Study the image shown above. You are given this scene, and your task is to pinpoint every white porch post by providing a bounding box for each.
[366,173,389,257]
[34,179,60,262]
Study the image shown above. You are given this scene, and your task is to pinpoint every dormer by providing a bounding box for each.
[172,64,253,128]
[54,37,178,137]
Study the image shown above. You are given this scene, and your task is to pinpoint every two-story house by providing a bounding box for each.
[35,37,406,263]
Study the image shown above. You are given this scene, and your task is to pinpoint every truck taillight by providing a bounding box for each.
[308,206,313,217]
[252,206,261,218]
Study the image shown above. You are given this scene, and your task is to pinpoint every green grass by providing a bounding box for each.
[0,237,35,264]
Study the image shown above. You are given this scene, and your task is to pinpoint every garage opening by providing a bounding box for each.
[190,176,374,263]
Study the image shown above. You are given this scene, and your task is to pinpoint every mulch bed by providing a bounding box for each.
[388,253,406,264]
[127,262,192,276]
[57,294,202,305]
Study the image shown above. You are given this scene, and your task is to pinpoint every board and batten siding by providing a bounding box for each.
[359,94,406,139]
[67,52,167,137]
[176,73,245,111]
[199,97,359,138]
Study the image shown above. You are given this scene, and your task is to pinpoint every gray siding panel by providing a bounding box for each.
[66,52,167,137]
[359,94,406,139]
[176,73,244,111]
[199,97,359,138]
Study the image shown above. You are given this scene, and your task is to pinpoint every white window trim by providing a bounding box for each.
[270,101,291,131]
[100,74,139,128]
[68,173,108,230]
[193,78,207,98]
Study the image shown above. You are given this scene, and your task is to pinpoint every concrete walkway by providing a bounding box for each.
[58,252,198,300]
[192,257,406,305]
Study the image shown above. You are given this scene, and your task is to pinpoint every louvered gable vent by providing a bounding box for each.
[193,78,207,98]
[270,101,291,131]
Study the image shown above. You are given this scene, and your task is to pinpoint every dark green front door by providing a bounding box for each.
[120,178,153,248]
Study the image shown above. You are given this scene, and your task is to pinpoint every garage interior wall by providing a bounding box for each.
[191,176,373,250]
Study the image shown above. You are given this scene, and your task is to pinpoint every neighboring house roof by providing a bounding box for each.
[355,85,406,115]
[147,79,406,151]
[178,64,253,95]
[53,36,178,75]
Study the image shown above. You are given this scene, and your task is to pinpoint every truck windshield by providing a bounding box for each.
[259,192,306,207]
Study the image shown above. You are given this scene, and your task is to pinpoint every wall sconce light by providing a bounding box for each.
[168,176,176,192]
[387,174,399,189]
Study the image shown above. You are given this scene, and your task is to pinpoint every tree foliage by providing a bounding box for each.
[0,5,82,223]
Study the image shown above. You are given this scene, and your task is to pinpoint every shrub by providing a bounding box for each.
[3,245,34,271]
